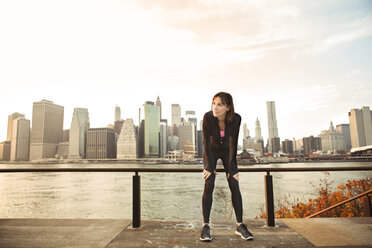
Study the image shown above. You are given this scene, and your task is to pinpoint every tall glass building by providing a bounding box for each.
[10,117,30,161]
[29,100,64,160]
[266,101,279,153]
[139,101,160,158]
[171,104,181,128]
[69,108,90,159]
[348,106,372,148]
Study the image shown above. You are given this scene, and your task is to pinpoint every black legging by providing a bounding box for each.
[202,149,243,223]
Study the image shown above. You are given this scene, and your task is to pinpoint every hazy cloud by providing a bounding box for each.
[324,14,372,45]
[0,0,371,141]
[125,0,372,58]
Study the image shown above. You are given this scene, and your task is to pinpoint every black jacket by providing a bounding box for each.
[202,110,241,176]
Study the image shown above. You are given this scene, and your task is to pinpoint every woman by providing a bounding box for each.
[200,92,254,241]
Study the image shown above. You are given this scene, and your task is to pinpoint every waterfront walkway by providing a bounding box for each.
[0,218,371,248]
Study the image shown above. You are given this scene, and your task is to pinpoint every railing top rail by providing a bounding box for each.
[307,188,372,218]
[0,166,371,173]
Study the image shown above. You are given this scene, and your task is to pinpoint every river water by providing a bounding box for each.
[0,162,371,222]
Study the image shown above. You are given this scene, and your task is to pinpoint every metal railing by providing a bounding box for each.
[0,166,371,227]
[307,188,372,218]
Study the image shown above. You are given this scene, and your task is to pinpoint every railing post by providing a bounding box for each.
[265,171,275,227]
[133,171,141,228]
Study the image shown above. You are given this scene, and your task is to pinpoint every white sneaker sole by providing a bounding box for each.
[235,231,254,240]
[200,237,212,241]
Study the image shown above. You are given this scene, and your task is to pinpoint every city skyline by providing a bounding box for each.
[1,98,369,144]
[1,1,371,142]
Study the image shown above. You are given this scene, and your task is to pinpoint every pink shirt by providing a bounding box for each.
[220,130,225,137]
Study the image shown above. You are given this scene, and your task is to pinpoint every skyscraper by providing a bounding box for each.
[348,106,372,148]
[271,137,281,153]
[0,141,11,161]
[69,108,90,159]
[185,111,197,124]
[185,110,197,151]
[156,96,162,120]
[243,123,250,138]
[86,128,116,159]
[7,112,25,141]
[159,121,167,158]
[303,136,322,155]
[10,117,30,161]
[336,124,352,150]
[178,121,196,158]
[267,101,278,138]
[171,104,181,128]
[139,101,160,158]
[267,101,279,152]
[255,118,263,141]
[117,119,138,159]
[115,105,121,122]
[282,139,294,154]
[29,100,64,160]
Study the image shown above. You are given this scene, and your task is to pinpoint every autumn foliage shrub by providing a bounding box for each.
[257,172,372,219]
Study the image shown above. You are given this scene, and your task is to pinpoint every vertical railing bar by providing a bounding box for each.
[133,171,141,228]
[265,170,275,227]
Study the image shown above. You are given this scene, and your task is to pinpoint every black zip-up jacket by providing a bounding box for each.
[203,110,241,176]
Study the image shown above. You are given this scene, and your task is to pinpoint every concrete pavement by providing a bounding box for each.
[0,218,371,248]
[0,219,131,248]
[282,217,372,247]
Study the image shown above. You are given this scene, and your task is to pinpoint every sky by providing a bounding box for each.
[0,0,371,144]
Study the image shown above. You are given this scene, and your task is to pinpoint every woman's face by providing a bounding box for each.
[212,96,230,119]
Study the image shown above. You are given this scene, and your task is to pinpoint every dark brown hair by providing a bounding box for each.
[212,92,235,122]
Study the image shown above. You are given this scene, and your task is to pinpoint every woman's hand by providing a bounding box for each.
[233,173,239,181]
[203,169,212,180]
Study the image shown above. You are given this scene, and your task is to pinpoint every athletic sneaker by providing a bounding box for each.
[235,223,254,240]
[200,224,212,241]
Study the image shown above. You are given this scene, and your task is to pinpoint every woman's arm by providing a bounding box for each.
[203,112,213,174]
[229,114,241,177]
